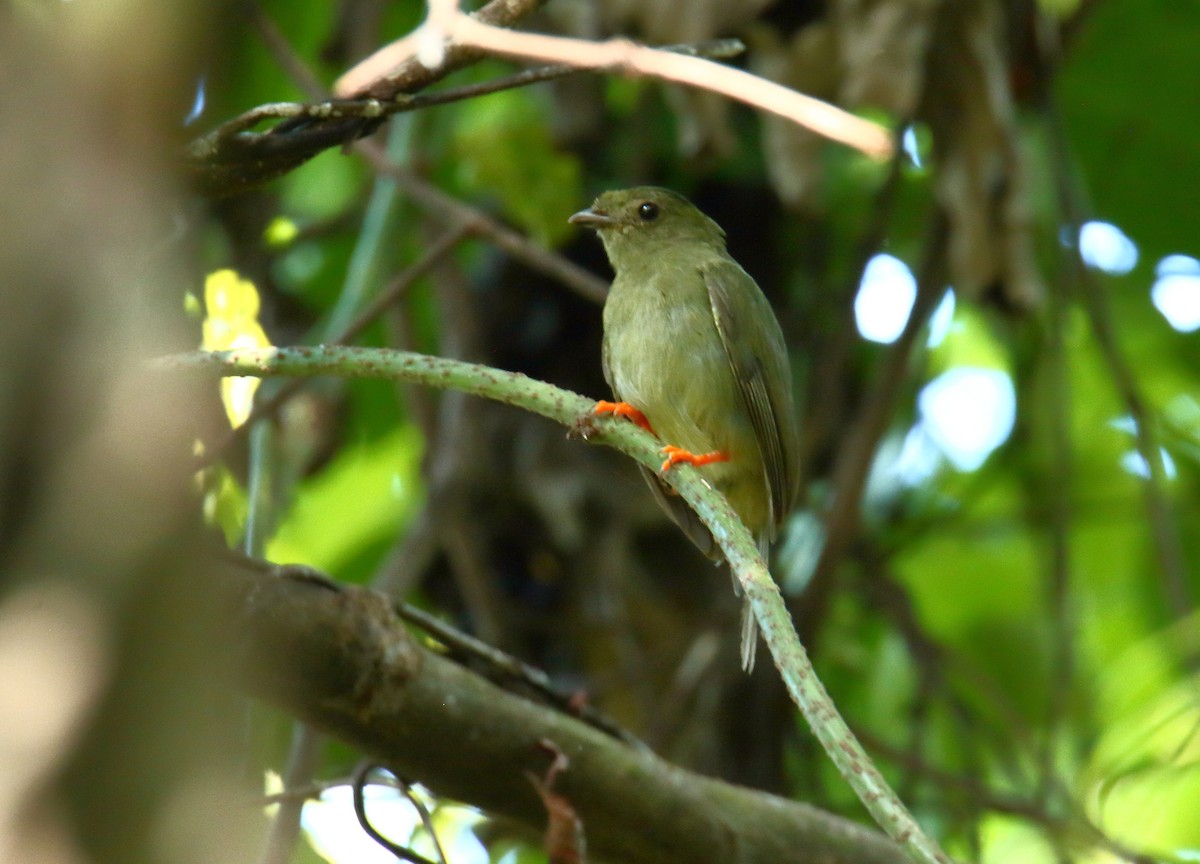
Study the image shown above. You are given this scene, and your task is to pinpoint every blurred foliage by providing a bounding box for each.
[451,86,583,246]
[267,425,425,580]
[191,0,1200,862]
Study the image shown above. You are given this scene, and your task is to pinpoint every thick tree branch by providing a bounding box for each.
[188,27,743,198]
[225,563,907,864]
[187,0,551,196]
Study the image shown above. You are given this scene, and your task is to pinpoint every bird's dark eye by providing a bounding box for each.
[637,201,660,222]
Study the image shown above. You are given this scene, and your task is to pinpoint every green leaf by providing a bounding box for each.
[267,424,425,573]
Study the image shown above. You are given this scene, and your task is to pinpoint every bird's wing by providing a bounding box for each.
[702,259,799,533]
[600,331,615,393]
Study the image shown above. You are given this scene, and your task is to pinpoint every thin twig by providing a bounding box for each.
[791,132,907,653]
[351,763,441,864]
[249,5,328,100]
[261,776,351,805]
[855,730,1161,864]
[354,139,610,303]
[338,4,891,158]
[257,725,324,864]
[400,774,450,864]
[1034,195,1076,805]
[808,210,949,597]
[1042,82,1192,619]
[398,603,651,751]
[379,37,747,110]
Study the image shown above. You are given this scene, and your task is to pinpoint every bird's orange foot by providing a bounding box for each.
[594,400,654,434]
[659,445,729,474]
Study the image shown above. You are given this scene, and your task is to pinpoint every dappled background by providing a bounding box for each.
[2,1,1198,863]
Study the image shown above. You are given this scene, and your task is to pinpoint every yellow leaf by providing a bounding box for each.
[201,269,272,427]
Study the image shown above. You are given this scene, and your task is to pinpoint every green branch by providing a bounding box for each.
[163,344,953,864]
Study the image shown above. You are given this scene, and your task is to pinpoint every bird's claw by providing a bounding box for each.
[594,400,654,433]
[659,445,729,474]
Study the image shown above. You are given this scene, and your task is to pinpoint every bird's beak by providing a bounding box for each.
[568,207,617,228]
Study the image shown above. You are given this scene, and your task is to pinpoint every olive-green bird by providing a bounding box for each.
[569,187,801,670]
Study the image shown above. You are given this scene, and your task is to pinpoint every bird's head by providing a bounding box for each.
[569,186,726,270]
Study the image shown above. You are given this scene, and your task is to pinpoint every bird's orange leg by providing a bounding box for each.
[594,400,655,434]
[659,444,730,474]
[593,403,729,474]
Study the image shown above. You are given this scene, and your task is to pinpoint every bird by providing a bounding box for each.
[569,186,801,670]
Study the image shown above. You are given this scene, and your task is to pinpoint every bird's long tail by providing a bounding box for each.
[740,597,758,672]
[736,535,771,671]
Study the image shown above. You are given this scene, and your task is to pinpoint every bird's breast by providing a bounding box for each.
[602,270,770,533]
